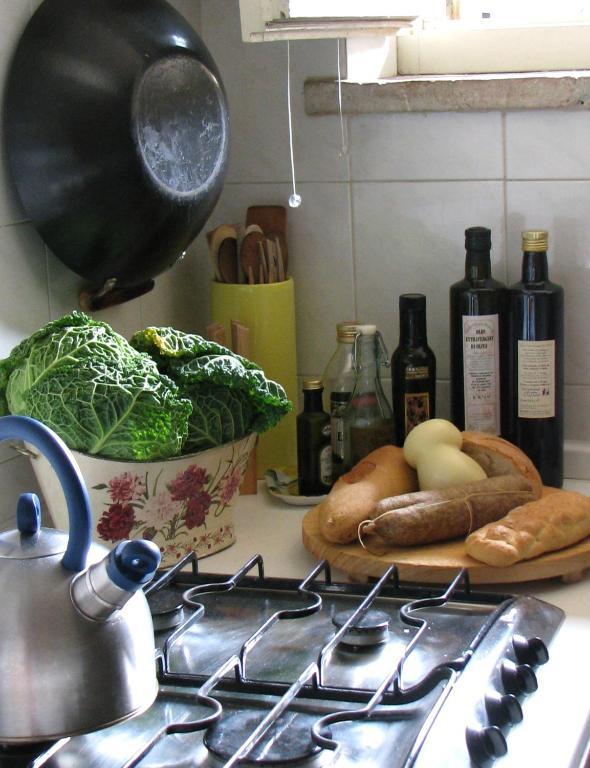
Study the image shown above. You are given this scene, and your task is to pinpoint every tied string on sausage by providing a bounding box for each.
[357,487,536,556]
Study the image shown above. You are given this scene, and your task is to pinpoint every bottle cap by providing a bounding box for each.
[522,229,548,251]
[399,293,426,313]
[303,378,323,391]
[465,226,491,252]
[356,324,377,336]
[336,321,360,342]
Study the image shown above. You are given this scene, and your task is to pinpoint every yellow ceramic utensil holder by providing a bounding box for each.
[210,278,298,474]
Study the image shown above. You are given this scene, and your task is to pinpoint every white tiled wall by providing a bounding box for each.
[0,0,589,528]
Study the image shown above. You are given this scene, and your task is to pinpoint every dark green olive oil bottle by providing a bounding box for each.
[391,293,436,446]
[506,230,564,487]
[450,226,508,435]
[297,379,332,495]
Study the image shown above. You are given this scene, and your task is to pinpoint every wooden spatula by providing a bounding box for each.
[205,322,227,346]
[246,206,288,277]
[240,224,265,284]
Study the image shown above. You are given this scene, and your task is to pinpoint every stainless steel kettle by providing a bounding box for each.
[0,416,161,743]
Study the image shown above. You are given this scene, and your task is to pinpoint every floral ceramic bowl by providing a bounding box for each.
[27,433,257,568]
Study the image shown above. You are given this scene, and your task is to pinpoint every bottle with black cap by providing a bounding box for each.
[297,378,332,496]
[391,293,436,446]
[450,226,508,434]
[506,230,564,487]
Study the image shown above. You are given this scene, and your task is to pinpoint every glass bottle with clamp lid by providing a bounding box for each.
[343,325,394,468]
[322,321,359,480]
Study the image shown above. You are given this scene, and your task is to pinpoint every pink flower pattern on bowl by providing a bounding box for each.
[91,436,253,566]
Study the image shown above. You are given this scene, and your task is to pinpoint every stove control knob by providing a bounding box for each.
[466,725,508,764]
[501,659,538,695]
[485,690,524,727]
[512,634,549,666]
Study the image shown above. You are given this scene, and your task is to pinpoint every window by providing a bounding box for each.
[239,1,590,78]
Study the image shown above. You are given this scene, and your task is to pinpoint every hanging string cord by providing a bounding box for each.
[337,38,348,156]
[286,41,301,208]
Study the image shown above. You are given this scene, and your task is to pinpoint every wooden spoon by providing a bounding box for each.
[240,224,265,283]
[207,224,238,282]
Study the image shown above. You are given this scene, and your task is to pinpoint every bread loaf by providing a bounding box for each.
[462,431,543,497]
[317,445,418,544]
[465,491,590,566]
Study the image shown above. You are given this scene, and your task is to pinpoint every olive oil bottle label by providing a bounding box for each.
[404,392,430,435]
[330,391,351,464]
[319,444,333,485]
[462,314,500,434]
[518,339,555,418]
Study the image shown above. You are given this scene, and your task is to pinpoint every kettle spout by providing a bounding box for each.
[71,540,160,621]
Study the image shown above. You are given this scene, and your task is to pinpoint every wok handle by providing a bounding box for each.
[0,415,92,572]
[79,279,155,312]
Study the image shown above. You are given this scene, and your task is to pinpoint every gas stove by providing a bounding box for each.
[2,552,588,768]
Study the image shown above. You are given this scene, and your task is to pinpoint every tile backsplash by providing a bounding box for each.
[0,0,589,527]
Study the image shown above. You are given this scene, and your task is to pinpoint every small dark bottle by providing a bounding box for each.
[392,294,436,446]
[506,230,564,487]
[450,226,508,435]
[297,379,332,495]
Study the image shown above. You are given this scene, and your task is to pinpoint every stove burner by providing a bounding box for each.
[204,710,327,766]
[332,608,390,648]
[147,588,185,631]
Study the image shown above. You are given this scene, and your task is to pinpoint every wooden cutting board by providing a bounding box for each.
[302,487,590,585]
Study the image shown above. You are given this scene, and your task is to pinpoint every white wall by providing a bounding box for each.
[0,0,589,529]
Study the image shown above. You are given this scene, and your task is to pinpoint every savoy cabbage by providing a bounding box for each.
[130,327,291,452]
[0,312,191,460]
[0,313,291,460]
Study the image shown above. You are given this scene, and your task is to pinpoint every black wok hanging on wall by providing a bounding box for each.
[4,0,229,310]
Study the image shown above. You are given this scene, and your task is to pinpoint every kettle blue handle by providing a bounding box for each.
[0,415,91,572]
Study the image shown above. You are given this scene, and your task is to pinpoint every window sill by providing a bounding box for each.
[304,70,590,115]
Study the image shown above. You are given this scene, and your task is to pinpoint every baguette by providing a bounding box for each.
[362,474,535,547]
[317,445,418,544]
[465,491,590,567]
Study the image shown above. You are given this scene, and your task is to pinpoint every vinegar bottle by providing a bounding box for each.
[297,379,332,495]
[322,321,359,480]
[391,294,436,446]
[450,226,508,434]
[343,325,394,468]
[506,230,564,487]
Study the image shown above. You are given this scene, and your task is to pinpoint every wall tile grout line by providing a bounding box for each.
[501,111,509,284]
[345,115,358,322]
[223,178,590,186]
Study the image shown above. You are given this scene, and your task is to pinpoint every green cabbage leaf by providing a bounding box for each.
[0,312,191,460]
[130,327,291,452]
